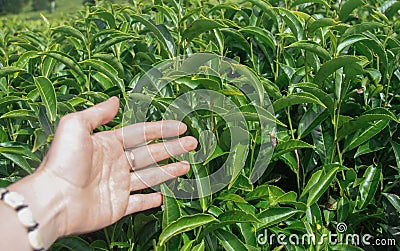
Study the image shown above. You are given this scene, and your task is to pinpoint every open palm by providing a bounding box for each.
[39,97,197,236]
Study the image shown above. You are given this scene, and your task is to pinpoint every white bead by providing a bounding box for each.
[28,229,44,250]
[17,207,36,228]
[3,191,25,209]
[0,187,7,199]
[0,188,7,197]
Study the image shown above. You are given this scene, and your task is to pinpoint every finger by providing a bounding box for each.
[124,193,163,215]
[75,96,119,131]
[130,136,197,168]
[130,161,190,191]
[115,120,187,149]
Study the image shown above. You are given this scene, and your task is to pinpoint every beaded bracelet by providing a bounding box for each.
[0,188,45,251]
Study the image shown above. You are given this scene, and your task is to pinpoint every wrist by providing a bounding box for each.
[8,168,66,249]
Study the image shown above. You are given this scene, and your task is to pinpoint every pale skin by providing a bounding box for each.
[0,97,198,250]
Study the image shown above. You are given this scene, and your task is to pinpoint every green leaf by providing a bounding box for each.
[385,1,400,19]
[38,105,54,136]
[80,59,124,91]
[191,160,210,212]
[337,196,350,222]
[332,244,365,251]
[273,139,315,159]
[307,166,339,206]
[354,141,385,158]
[91,72,113,90]
[246,184,279,201]
[158,214,216,246]
[357,165,381,209]
[287,41,331,61]
[314,56,364,85]
[180,240,195,251]
[92,53,124,78]
[291,0,329,8]
[293,83,335,116]
[239,26,276,52]
[237,223,257,247]
[42,44,59,77]
[382,193,400,213]
[94,31,134,53]
[92,10,116,29]
[228,143,249,189]
[53,236,94,251]
[338,108,397,141]
[342,22,384,37]
[0,96,25,110]
[298,105,329,138]
[391,141,400,171]
[339,0,365,21]
[0,66,25,78]
[0,144,40,162]
[277,7,305,41]
[182,19,228,44]
[343,119,390,152]
[134,214,158,250]
[248,0,277,25]
[257,207,298,228]
[111,242,130,249]
[52,26,86,42]
[0,153,33,174]
[307,203,325,226]
[273,92,326,112]
[271,191,298,205]
[201,210,260,238]
[238,104,283,126]
[308,18,337,34]
[34,77,57,122]
[214,229,249,251]
[360,35,388,73]
[215,193,247,203]
[203,145,227,165]
[131,14,176,57]
[221,28,251,54]
[0,109,37,121]
[161,185,181,229]
[300,170,322,199]
[152,5,178,25]
[337,34,367,54]
[192,240,205,251]
[41,51,86,81]
[15,51,39,68]
[33,129,48,152]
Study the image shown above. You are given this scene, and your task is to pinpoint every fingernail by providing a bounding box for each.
[186,136,198,147]
[178,122,187,132]
[181,160,190,164]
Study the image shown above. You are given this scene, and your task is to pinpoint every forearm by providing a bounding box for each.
[0,169,65,250]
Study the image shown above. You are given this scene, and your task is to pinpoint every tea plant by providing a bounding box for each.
[0,0,399,250]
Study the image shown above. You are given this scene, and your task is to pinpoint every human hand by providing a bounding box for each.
[36,97,197,236]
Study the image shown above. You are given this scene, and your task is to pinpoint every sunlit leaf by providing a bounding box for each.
[257,207,299,228]
[158,214,216,246]
[34,76,57,122]
[307,166,339,206]
[357,165,381,209]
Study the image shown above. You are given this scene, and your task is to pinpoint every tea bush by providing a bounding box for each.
[0,0,399,250]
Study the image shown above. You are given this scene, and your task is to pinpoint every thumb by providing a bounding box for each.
[78,96,120,130]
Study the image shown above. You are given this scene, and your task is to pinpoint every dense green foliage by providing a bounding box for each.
[1,0,400,250]
[31,0,50,11]
[0,0,29,14]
